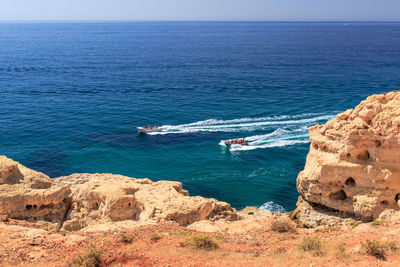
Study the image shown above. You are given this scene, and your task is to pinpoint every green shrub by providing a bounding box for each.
[362,239,386,260]
[150,233,163,242]
[370,219,382,226]
[72,245,102,267]
[349,221,359,229]
[59,228,67,236]
[298,236,324,256]
[323,226,336,233]
[184,234,219,250]
[270,219,297,233]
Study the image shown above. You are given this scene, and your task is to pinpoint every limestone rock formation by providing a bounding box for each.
[297,91,400,220]
[0,156,237,231]
[55,173,236,231]
[0,156,71,229]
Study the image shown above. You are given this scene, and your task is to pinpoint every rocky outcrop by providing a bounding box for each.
[55,173,236,231]
[0,156,71,229]
[0,156,237,231]
[297,91,400,221]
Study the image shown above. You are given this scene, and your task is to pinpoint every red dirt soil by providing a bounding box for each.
[1,217,400,267]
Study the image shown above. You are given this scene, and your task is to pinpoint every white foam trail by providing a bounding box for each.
[220,125,310,151]
[149,114,334,135]
[259,201,286,213]
[229,139,309,151]
[179,112,326,126]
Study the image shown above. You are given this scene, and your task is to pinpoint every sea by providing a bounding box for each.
[1,22,399,212]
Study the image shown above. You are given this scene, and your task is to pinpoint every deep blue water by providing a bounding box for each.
[1,22,399,212]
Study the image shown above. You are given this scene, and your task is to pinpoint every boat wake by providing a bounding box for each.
[215,113,335,151]
[220,127,310,151]
[148,113,334,136]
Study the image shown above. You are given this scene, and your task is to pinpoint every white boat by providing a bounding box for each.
[137,126,162,134]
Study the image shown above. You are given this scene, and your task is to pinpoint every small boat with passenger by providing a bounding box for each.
[137,126,162,134]
[225,138,249,147]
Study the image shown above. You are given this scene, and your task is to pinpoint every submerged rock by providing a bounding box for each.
[297,91,400,221]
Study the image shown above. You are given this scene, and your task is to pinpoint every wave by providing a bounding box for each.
[259,201,286,213]
[148,113,334,135]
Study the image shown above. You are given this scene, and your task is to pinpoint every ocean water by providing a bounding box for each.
[1,22,399,212]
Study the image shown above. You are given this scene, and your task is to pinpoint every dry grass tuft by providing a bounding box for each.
[331,241,347,259]
[298,236,324,257]
[273,247,287,254]
[270,219,297,233]
[150,233,163,242]
[362,239,386,260]
[323,226,337,233]
[168,229,188,236]
[183,233,220,250]
[72,244,102,267]
[120,233,133,244]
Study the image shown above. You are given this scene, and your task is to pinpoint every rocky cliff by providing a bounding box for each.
[296,91,400,222]
[0,156,236,231]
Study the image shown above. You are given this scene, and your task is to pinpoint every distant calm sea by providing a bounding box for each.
[1,22,399,211]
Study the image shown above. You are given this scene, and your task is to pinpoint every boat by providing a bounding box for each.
[224,138,249,147]
[137,126,162,134]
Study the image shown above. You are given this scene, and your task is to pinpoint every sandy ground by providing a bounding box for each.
[1,217,400,267]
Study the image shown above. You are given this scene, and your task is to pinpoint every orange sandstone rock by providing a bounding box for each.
[297,91,400,220]
[0,156,237,232]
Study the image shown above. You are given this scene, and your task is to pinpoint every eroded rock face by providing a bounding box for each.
[297,91,400,220]
[55,173,236,231]
[0,156,71,229]
[0,156,237,231]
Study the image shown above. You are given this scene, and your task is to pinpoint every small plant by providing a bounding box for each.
[333,242,347,259]
[184,234,220,250]
[216,234,224,241]
[323,226,336,233]
[59,228,67,236]
[273,247,287,254]
[350,221,359,229]
[270,219,297,233]
[298,236,324,256]
[362,239,386,260]
[168,229,188,236]
[385,241,398,251]
[72,244,103,267]
[120,234,133,244]
[370,219,382,226]
[150,233,163,242]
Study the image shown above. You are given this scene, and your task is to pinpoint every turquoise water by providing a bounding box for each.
[1,22,399,211]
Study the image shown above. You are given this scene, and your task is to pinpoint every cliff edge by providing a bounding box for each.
[0,156,237,232]
[296,91,400,224]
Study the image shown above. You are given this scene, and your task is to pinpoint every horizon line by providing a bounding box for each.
[0,19,400,23]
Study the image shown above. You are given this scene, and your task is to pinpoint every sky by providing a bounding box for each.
[1,0,399,21]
